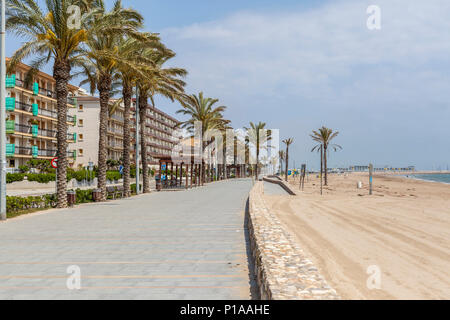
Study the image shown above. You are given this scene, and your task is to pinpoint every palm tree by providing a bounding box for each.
[245,122,271,180]
[177,92,229,184]
[6,0,97,208]
[278,150,286,175]
[311,127,342,186]
[136,49,187,193]
[283,138,294,181]
[78,0,145,201]
[112,34,166,197]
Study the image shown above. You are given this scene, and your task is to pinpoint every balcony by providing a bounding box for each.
[7,100,76,124]
[6,145,38,158]
[7,76,77,106]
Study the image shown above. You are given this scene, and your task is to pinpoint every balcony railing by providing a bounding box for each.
[39,149,57,158]
[10,100,75,123]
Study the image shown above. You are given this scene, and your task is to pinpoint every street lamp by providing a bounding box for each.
[135,85,140,195]
[0,0,7,221]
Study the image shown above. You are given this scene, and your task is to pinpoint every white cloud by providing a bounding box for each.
[160,0,450,169]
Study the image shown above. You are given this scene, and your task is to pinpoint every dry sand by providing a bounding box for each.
[263,173,450,300]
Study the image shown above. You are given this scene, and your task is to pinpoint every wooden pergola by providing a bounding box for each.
[157,156,203,190]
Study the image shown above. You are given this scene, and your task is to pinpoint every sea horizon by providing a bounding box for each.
[406,173,450,185]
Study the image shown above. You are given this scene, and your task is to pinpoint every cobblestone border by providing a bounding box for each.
[248,181,340,300]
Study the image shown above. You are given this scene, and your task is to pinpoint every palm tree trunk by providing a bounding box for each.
[53,61,71,208]
[97,75,112,201]
[140,94,150,193]
[122,83,132,197]
[285,147,289,182]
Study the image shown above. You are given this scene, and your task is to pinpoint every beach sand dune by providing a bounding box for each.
[264,173,450,300]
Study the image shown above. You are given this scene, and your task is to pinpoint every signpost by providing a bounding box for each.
[369,163,373,195]
[51,157,58,195]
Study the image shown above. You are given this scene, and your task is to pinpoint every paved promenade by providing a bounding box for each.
[0,179,255,300]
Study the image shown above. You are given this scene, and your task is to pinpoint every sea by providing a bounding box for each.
[406,173,450,184]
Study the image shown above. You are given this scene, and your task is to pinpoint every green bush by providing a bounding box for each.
[72,170,96,182]
[6,173,25,184]
[26,173,56,184]
[6,194,56,217]
[106,171,121,181]
[18,165,30,173]
[75,189,94,204]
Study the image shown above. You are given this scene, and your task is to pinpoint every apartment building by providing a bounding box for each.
[130,99,180,168]
[68,95,124,168]
[5,59,78,171]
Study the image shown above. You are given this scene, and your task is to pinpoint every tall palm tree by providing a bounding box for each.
[6,0,96,208]
[311,127,342,186]
[278,150,286,175]
[136,50,187,193]
[113,34,166,197]
[245,122,271,180]
[283,138,294,181]
[177,92,229,184]
[78,0,145,200]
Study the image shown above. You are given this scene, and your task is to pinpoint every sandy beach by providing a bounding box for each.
[263,173,450,300]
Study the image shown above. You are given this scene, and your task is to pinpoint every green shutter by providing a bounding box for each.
[6,75,16,88]
[73,115,77,126]
[33,82,39,95]
[6,120,15,134]
[32,146,38,158]
[73,133,77,142]
[73,150,77,159]
[6,97,15,111]
[32,125,38,137]
[6,144,15,157]
[32,103,38,116]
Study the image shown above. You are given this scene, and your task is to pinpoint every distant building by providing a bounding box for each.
[349,165,415,172]
[130,99,180,168]
[5,59,78,171]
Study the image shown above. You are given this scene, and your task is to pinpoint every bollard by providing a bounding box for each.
[92,189,102,202]
[67,190,76,207]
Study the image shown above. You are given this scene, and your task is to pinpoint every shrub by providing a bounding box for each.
[75,189,94,204]
[6,173,25,184]
[18,165,30,173]
[26,173,56,184]
[106,171,121,181]
[6,194,56,217]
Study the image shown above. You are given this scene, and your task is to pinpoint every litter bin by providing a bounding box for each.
[92,189,102,202]
[155,175,162,192]
[67,190,76,207]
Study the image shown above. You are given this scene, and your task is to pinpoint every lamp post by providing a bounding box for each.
[0,0,7,221]
[135,85,140,195]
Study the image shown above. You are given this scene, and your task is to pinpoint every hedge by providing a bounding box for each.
[26,173,56,184]
[6,194,57,215]
[6,173,25,184]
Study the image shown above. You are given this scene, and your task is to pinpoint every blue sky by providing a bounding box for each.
[6,0,450,170]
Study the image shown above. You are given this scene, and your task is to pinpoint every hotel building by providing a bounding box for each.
[68,94,125,168]
[130,99,180,168]
[69,96,180,169]
[5,59,78,171]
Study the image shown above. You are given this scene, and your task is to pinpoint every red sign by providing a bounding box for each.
[51,157,58,169]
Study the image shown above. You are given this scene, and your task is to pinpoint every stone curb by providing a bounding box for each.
[262,176,297,195]
[247,181,340,300]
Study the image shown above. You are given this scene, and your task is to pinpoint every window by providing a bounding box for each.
[78,119,84,127]
[78,149,84,156]
[9,160,15,168]
[78,104,84,112]
[79,134,84,141]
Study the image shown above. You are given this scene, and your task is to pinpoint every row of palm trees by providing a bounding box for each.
[278,127,341,185]
[6,0,240,207]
